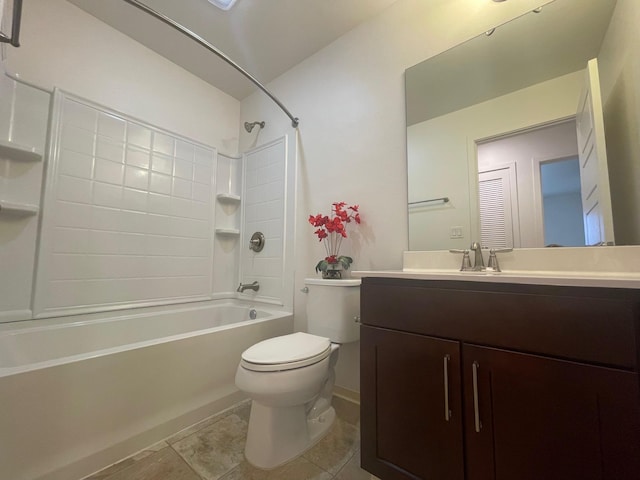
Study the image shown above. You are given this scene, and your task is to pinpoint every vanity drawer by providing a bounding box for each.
[361,278,640,370]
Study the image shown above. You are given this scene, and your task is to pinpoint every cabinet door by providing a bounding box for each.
[464,345,640,480]
[361,325,464,480]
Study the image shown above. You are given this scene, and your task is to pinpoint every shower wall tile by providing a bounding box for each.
[126,146,151,169]
[175,158,194,180]
[93,182,123,209]
[240,138,287,303]
[172,177,192,199]
[63,100,97,131]
[152,153,174,175]
[55,202,93,228]
[52,227,90,253]
[34,93,217,317]
[195,147,215,166]
[57,175,93,204]
[62,124,95,155]
[59,150,93,179]
[122,187,148,212]
[95,159,125,185]
[193,183,211,203]
[124,165,149,190]
[96,136,125,163]
[194,163,213,185]
[153,133,174,155]
[175,140,195,161]
[128,123,152,149]
[98,112,126,141]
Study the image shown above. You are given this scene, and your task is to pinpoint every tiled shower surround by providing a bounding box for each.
[35,92,217,316]
[84,398,379,480]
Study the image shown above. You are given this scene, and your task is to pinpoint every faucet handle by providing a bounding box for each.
[486,248,513,272]
[449,249,472,271]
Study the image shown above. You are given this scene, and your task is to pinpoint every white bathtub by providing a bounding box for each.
[0,302,293,480]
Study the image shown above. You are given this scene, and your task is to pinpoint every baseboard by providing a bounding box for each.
[332,389,360,426]
[334,385,360,404]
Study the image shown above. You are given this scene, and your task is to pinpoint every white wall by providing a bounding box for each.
[598,0,640,245]
[239,0,548,392]
[5,0,240,155]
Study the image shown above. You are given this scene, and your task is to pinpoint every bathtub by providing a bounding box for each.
[0,302,293,480]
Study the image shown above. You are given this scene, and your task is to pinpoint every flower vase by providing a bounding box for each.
[322,263,343,279]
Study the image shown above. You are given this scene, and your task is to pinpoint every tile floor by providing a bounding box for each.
[84,396,379,480]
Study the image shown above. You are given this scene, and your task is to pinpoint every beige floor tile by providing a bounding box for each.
[233,399,251,424]
[334,450,381,480]
[83,441,169,480]
[220,457,332,480]
[172,413,248,480]
[302,417,360,476]
[96,447,200,480]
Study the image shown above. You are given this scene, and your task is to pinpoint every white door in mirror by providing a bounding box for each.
[576,58,615,246]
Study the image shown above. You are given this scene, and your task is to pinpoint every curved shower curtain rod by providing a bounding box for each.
[122,0,299,128]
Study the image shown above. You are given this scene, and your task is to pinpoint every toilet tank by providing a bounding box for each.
[304,278,361,343]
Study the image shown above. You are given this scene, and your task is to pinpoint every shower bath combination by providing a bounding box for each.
[244,120,265,133]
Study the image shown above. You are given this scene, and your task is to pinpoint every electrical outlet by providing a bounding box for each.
[450,226,464,239]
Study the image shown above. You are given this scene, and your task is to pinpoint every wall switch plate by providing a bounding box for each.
[450,226,464,239]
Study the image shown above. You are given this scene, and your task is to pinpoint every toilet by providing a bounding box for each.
[235,278,361,469]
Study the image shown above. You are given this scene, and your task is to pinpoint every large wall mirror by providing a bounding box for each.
[406,0,639,251]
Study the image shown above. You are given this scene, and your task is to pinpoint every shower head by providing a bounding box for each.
[244,121,265,133]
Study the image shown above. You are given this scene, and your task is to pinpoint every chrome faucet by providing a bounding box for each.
[470,241,485,271]
[237,281,260,293]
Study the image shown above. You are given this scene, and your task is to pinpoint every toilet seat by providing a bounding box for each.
[241,332,331,372]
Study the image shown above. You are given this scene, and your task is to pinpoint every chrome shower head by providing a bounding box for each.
[244,121,265,133]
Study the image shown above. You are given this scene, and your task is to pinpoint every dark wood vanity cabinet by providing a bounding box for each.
[360,277,640,480]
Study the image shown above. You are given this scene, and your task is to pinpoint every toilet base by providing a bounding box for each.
[244,401,336,469]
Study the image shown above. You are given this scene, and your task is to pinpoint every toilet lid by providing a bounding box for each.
[241,332,331,372]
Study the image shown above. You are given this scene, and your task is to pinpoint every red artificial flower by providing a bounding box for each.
[315,228,328,240]
[326,255,338,264]
[309,201,362,254]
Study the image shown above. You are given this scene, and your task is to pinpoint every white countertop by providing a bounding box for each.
[352,246,640,289]
[352,269,640,289]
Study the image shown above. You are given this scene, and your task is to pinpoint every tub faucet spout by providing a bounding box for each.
[237,281,260,293]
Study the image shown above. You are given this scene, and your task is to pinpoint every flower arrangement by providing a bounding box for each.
[308,202,361,278]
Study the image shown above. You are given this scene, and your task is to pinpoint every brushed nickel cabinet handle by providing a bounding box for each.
[444,354,452,421]
[472,360,482,433]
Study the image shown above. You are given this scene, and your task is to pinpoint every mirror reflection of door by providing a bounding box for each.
[478,164,520,249]
[477,120,581,248]
[576,58,615,246]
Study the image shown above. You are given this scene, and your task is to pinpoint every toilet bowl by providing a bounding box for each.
[235,332,339,468]
[235,278,360,469]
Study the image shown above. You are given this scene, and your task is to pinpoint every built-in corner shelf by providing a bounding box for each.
[0,139,43,162]
[215,228,240,236]
[0,200,40,217]
[216,193,241,204]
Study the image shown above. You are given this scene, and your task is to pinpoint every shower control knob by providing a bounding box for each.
[249,232,265,252]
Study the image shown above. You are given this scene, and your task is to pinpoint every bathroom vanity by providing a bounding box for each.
[359,276,640,480]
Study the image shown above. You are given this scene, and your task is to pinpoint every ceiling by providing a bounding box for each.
[67,0,402,100]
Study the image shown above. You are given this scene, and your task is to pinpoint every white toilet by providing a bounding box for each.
[235,278,361,469]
